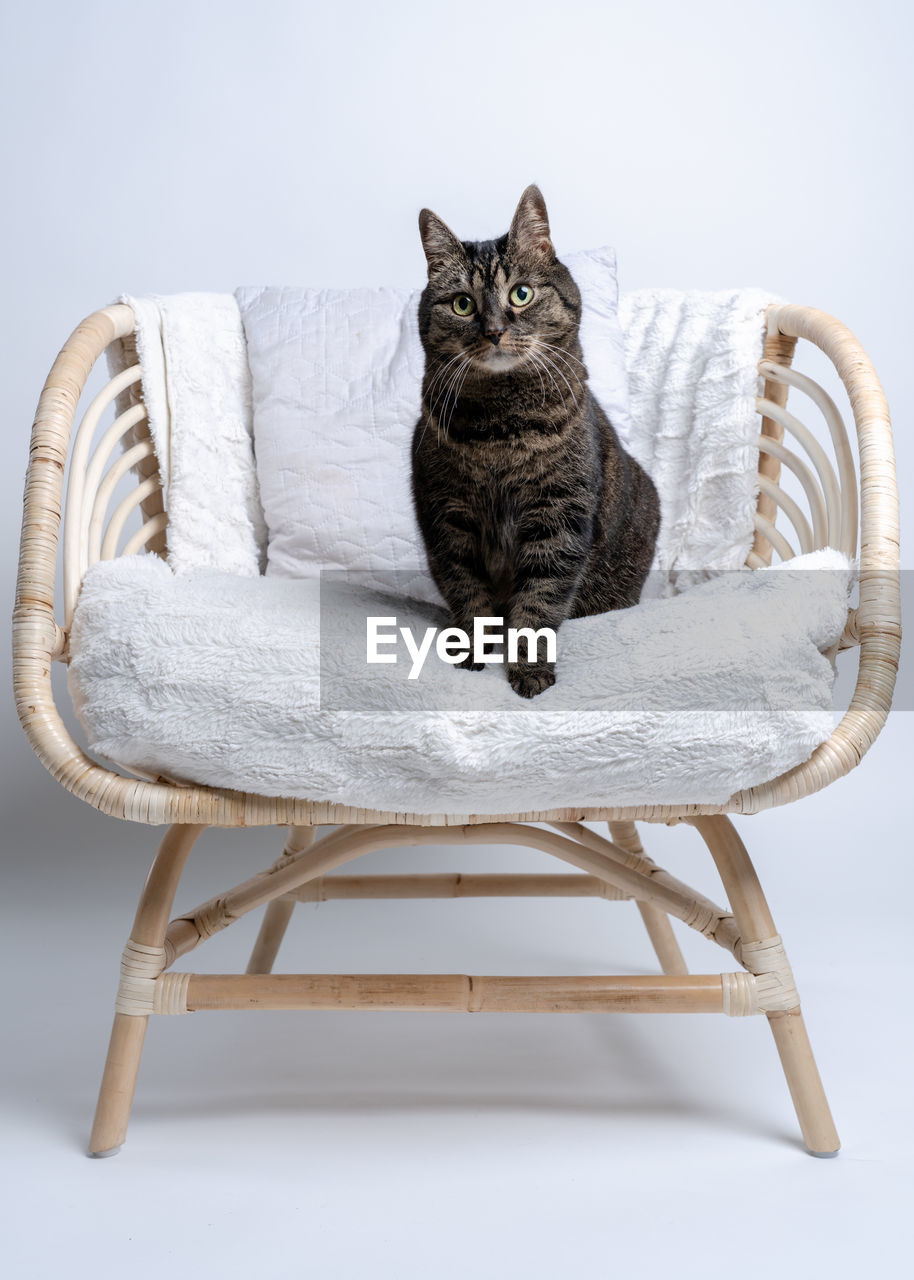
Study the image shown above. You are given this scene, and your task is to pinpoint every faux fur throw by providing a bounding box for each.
[68,550,851,816]
[618,287,776,596]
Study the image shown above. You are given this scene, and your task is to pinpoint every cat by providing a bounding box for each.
[411,184,659,698]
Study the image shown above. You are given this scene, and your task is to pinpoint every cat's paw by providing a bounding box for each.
[457,655,485,672]
[507,662,556,699]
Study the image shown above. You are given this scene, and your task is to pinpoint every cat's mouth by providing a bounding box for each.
[474,344,525,372]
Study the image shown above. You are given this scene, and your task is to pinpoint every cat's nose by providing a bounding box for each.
[486,330,504,346]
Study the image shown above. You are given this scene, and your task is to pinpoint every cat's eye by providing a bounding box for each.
[452,294,476,316]
[509,284,535,307]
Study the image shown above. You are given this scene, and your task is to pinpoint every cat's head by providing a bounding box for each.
[417,185,582,376]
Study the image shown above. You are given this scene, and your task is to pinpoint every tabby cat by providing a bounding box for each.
[411,185,659,698]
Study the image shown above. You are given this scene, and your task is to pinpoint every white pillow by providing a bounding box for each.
[236,248,631,603]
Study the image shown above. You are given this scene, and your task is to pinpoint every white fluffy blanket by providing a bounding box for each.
[68,550,851,815]
[619,288,776,595]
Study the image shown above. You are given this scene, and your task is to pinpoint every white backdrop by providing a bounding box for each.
[2,3,911,1277]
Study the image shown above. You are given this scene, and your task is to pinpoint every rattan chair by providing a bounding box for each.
[13,300,900,1157]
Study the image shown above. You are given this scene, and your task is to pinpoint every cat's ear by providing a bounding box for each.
[418,209,465,276]
[508,184,554,260]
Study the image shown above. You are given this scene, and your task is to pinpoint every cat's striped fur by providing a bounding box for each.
[411,185,659,698]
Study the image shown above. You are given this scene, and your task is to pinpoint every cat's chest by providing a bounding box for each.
[454,459,527,552]
[453,439,559,504]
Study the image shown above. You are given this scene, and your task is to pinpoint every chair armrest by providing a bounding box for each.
[12,305,179,819]
[733,304,901,813]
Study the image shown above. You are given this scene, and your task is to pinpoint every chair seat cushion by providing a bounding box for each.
[67,551,851,815]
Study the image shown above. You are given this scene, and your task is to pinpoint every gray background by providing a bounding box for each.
[2,2,911,1277]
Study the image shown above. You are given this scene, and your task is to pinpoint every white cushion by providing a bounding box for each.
[68,550,851,816]
[236,248,631,603]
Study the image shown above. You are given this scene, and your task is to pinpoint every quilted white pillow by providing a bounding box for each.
[236,248,631,603]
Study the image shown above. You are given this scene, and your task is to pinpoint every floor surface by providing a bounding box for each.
[3,717,912,1279]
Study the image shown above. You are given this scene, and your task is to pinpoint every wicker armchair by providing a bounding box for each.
[13,300,900,1157]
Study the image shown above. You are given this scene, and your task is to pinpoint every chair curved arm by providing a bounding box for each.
[13,306,177,820]
[732,305,900,814]
[12,302,901,826]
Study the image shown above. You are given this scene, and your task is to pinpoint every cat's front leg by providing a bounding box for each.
[427,556,497,672]
[505,614,560,697]
[506,543,587,698]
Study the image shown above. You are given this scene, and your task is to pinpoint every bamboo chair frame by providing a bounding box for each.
[13,300,900,1157]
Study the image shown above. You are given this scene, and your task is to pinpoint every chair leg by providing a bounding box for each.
[88,823,206,1157]
[246,899,296,975]
[608,821,688,976]
[635,902,690,976]
[88,1014,151,1159]
[245,826,315,975]
[690,815,840,1157]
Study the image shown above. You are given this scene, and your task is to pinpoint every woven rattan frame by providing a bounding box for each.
[13,301,900,825]
[12,300,900,1157]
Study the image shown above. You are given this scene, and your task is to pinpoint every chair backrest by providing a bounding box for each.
[62,300,860,631]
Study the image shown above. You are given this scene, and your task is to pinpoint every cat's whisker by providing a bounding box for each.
[532,339,585,390]
[435,367,459,444]
[523,349,556,408]
[443,355,471,417]
[423,369,453,412]
[514,335,581,380]
[441,355,474,442]
[434,355,472,445]
[426,356,471,420]
[428,350,466,391]
[533,351,587,405]
[420,356,464,450]
[527,351,564,408]
[428,354,469,424]
[533,340,587,386]
[424,351,468,410]
[419,370,457,448]
[520,349,548,406]
[533,348,580,410]
[535,339,586,371]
